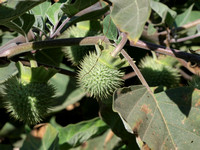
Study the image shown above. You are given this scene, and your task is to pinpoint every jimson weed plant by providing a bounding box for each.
[0,0,200,150]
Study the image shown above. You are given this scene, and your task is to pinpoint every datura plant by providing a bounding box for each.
[1,62,57,125]
[77,42,129,100]
[139,56,180,88]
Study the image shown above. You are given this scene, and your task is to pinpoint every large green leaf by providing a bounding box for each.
[0,0,45,23]
[110,0,151,42]
[150,1,177,26]
[2,13,35,36]
[61,0,98,17]
[113,85,200,149]
[57,117,108,149]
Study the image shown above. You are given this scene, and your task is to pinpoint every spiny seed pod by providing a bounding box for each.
[188,75,200,89]
[2,76,55,125]
[77,52,124,99]
[62,21,101,65]
[139,56,180,88]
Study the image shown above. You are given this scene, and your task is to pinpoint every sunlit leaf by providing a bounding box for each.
[175,4,194,26]
[113,85,200,149]
[110,0,151,42]
[46,3,63,26]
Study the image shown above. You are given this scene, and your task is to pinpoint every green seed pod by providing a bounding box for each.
[62,20,101,65]
[77,52,124,99]
[2,76,55,125]
[188,75,200,89]
[139,56,180,88]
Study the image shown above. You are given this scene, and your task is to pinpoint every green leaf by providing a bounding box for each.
[61,0,98,17]
[31,0,51,30]
[150,1,176,26]
[110,0,151,42]
[113,85,200,149]
[46,3,63,26]
[0,0,45,23]
[57,117,108,149]
[49,65,85,112]
[16,61,57,83]
[2,13,35,36]
[35,48,64,67]
[0,144,12,150]
[175,4,194,27]
[31,0,51,18]
[21,124,59,150]
[147,23,157,35]
[71,129,123,150]
[103,14,118,40]
[0,61,18,83]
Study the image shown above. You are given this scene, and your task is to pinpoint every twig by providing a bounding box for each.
[122,72,136,80]
[131,40,200,64]
[111,32,128,57]
[158,19,200,36]
[1,36,200,75]
[0,36,109,58]
[50,17,70,39]
[50,2,103,39]
[120,49,150,91]
[170,34,200,43]
[179,69,192,81]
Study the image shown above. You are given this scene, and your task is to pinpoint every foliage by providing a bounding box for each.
[0,0,200,149]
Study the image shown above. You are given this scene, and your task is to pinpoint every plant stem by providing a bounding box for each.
[111,33,128,57]
[169,34,200,43]
[158,19,200,36]
[1,36,200,67]
[120,49,151,91]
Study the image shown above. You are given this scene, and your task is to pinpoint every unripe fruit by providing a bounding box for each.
[2,77,55,125]
[139,56,180,88]
[62,21,101,65]
[77,52,124,99]
[1,62,57,125]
